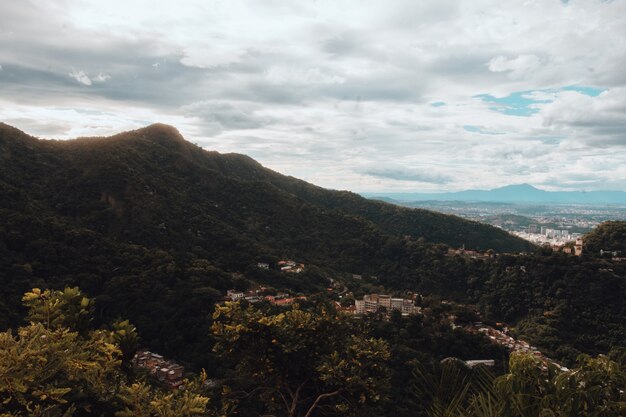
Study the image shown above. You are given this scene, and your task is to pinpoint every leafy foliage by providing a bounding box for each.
[115,377,210,417]
[212,302,390,417]
[412,352,626,417]
[111,319,140,363]
[0,323,122,417]
[0,288,216,417]
[584,221,626,255]
[22,287,94,334]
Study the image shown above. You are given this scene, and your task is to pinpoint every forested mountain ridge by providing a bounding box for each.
[0,122,532,263]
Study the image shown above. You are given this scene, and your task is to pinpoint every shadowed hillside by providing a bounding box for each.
[0,122,532,269]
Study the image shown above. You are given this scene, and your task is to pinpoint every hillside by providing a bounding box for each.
[583,221,626,255]
[0,122,532,264]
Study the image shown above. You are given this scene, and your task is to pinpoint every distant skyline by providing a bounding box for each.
[1,0,625,192]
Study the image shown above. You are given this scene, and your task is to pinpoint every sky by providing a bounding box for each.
[1,0,625,192]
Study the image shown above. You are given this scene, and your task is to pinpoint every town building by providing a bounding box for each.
[226,289,245,301]
[277,260,305,273]
[354,294,420,316]
[132,350,185,389]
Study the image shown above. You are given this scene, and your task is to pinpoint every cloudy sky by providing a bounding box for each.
[1,0,625,192]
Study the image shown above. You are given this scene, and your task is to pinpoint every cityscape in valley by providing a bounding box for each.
[367,190,626,247]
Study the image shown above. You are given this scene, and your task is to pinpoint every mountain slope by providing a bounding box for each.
[365,183,626,204]
[583,221,626,254]
[0,122,532,259]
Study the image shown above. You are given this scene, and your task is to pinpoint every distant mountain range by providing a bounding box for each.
[364,184,626,205]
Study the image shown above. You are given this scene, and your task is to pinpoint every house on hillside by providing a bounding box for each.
[277,260,305,273]
[354,294,420,316]
[133,350,185,389]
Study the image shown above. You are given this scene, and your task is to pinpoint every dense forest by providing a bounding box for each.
[1,124,625,415]
[583,221,626,255]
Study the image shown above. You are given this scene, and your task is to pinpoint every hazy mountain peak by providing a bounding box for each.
[496,183,541,192]
[131,123,186,145]
[364,183,626,204]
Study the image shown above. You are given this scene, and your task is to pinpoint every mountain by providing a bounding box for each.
[364,183,626,204]
[0,122,532,259]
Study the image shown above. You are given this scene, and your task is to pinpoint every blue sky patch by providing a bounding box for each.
[475,85,605,117]
[430,101,446,107]
[473,91,547,116]
[562,85,604,97]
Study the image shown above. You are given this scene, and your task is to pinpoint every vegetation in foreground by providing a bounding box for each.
[1,287,624,417]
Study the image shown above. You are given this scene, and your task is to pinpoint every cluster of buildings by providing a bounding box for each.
[514,228,582,247]
[277,260,304,273]
[547,237,584,256]
[132,350,185,389]
[473,323,568,371]
[530,226,574,240]
[225,288,306,306]
[354,294,420,316]
[257,260,305,273]
[446,247,495,260]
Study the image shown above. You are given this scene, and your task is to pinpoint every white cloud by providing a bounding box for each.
[93,73,111,83]
[2,0,626,192]
[69,68,92,85]
[487,55,542,80]
[68,69,110,86]
[266,67,345,85]
[180,45,246,69]
[541,88,626,146]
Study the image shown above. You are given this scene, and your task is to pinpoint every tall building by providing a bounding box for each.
[575,237,584,256]
[355,294,419,316]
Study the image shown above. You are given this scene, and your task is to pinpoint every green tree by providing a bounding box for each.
[22,287,94,334]
[411,352,626,417]
[0,323,122,416]
[115,373,212,417]
[111,319,140,364]
[211,302,391,417]
[2,287,217,417]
